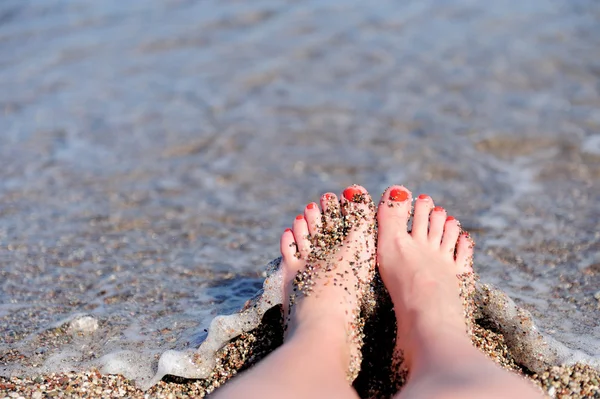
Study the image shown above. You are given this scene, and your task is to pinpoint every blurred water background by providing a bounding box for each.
[1,0,599,378]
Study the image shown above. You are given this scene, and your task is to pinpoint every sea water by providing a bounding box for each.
[1,0,599,386]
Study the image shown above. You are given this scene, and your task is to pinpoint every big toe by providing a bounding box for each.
[340,185,376,283]
[377,185,412,241]
[341,185,376,237]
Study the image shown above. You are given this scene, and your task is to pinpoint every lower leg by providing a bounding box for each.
[215,325,357,399]
[397,322,542,399]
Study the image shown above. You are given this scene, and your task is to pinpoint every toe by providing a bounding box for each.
[340,185,376,233]
[280,228,297,264]
[340,185,376,281]
[320,192,341,233]
[304,202,322,236]
[280,228,303,319]
[428,207,448,245]
[412,194,434,240]
[377,185,412,240]
[293,214,312,259]
[455,232,475,273]
[440,217,461,256]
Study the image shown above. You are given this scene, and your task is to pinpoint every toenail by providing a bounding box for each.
[446,216,455,221]
[343,186,363,202]
[389,188,409,202]
[433,206,445,212]
[307,202,317,210]
[284,228,292,233]
[322,193,335,201]
[418,194,429,200]
[295,214,304,220]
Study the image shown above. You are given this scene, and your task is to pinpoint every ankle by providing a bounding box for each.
[286,322,350,369]
[287,314,348,347]
[404,324,474,370]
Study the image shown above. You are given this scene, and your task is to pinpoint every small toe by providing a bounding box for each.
[455,232,475,273]
[377,185,412,239]
[280,228,297,263]
[440,217,461,256]
[412,194,434,240]
[292,214,312,259]
[304,202,322,236]
[428,208,448,245]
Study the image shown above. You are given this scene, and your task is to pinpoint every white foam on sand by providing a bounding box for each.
[134,259,599,390]
[138,258,285,390]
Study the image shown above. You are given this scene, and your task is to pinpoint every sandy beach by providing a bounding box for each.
[2,324,599,398]
[1,0,599,398]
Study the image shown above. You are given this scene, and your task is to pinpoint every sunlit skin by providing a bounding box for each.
[213,186,545,399]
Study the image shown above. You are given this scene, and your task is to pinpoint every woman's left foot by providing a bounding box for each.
[279,185,377,380]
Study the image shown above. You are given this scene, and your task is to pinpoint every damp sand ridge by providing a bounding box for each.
[3,206,599,399]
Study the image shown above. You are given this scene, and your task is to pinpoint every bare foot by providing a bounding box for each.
[376,186,475,371]
[279,185,376,380]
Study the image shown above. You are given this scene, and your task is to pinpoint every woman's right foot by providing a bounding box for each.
[376,186,475,371]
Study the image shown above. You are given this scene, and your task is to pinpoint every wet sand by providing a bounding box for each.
[1,0,600,397]
[1,310,599,398]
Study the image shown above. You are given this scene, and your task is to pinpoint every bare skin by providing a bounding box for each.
[214,185,375,399]
[377,186,545,399]
[213,185,545,399]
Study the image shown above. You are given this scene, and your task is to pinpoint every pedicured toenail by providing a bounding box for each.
[295,214,304,220]
[446,216,455,221]
[433,206,445,212]
[323,193,335,201]
[284,228,292,233]
[418,194,429,200]
[307,202,317,210]
[343,186,363,202]
[389,188,409,202]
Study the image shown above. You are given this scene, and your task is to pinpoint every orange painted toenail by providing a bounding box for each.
[284,228,292,233]
[389,188,409,202]
[323,193,335,200]
[433,206,445,212]
[295,214,304,220]
[343,186,363,202]
[446,216,455,221]
[418,194,429,200]
[307,202,317,210]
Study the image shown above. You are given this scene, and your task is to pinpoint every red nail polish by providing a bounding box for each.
[343,186,363,202]
[433,206,445,212]
[446,216,455,221]
[418,194,428,200]
[295,214,304,220]
[323,193,335,201]
[389,188,409,202]
[307,202,317,210]
[284,228,292,233]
